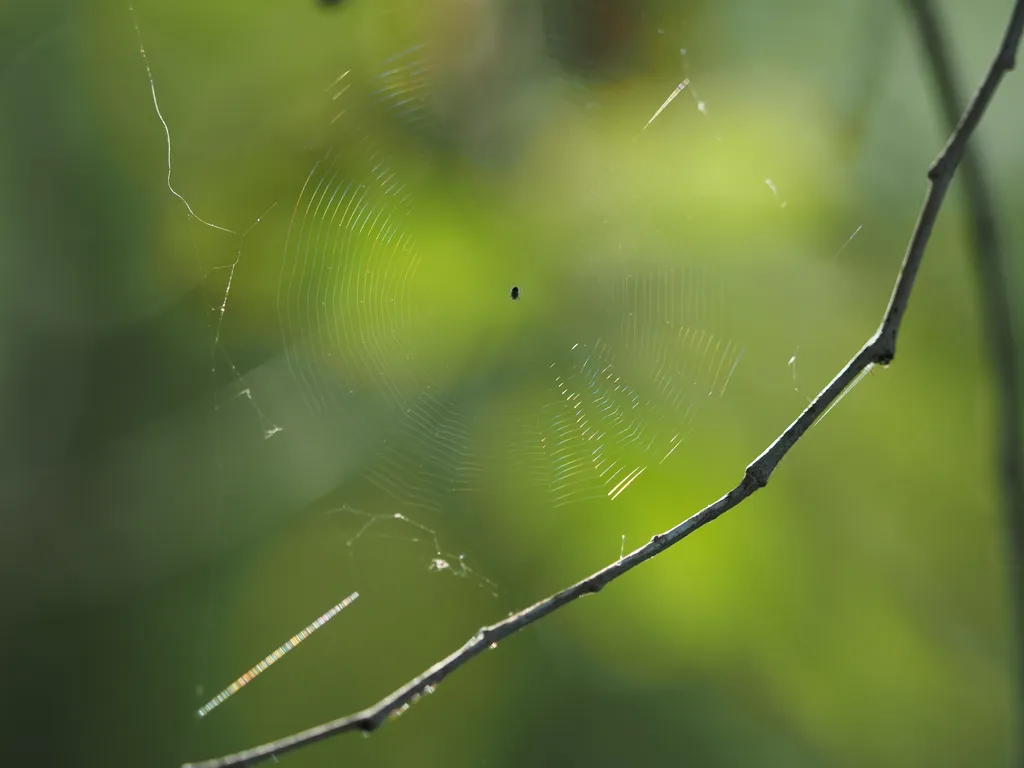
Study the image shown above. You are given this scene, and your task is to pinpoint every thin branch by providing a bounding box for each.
[906,0,1024,757]
[184,5,1024,766]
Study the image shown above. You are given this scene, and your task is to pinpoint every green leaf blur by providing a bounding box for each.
[1,1,1020,766]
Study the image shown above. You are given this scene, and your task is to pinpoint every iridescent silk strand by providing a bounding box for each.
[197,591,360,718]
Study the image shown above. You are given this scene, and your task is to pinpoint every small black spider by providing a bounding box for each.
[510,286,520,300]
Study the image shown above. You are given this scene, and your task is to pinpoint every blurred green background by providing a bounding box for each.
[1,0,1021,766]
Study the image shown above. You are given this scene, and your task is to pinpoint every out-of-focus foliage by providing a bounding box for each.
[1,0,1021,766]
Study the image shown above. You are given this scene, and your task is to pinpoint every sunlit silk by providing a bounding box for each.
[197,591,360,718]
[642,79,689,131]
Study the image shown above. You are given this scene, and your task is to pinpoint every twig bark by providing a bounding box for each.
[905,1,1024,758]
[184,4,1024,766]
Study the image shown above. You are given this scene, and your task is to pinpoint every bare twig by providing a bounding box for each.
[906,0,1024,757]
[184,4,1024,766]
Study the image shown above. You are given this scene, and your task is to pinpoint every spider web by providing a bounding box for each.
[275,38,745,518]
[121,0,876,740]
